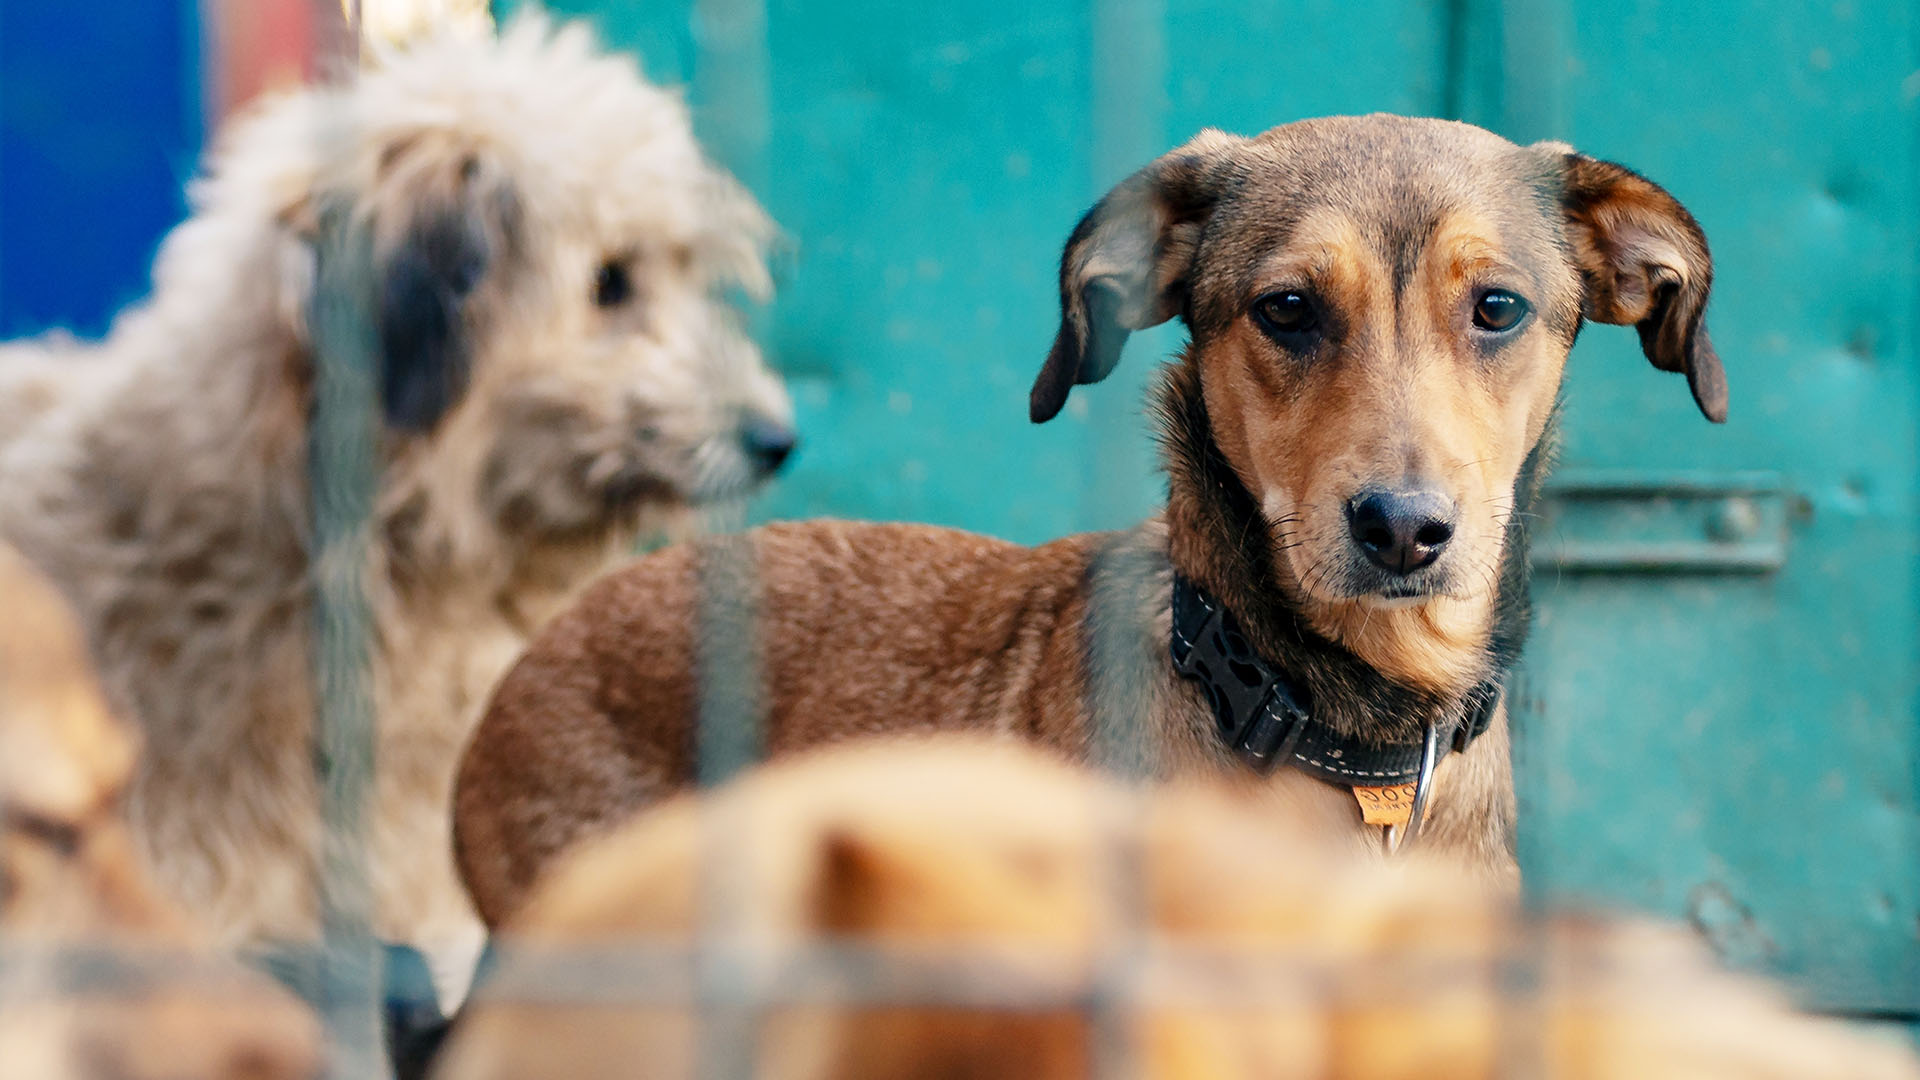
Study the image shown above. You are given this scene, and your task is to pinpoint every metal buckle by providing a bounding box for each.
[1383,721,1440,855]
[1172,594,1304,773]
[1232,683,1308,772]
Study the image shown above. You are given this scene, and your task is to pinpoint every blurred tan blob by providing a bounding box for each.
[438,736,1920,1080]
[0,544,322,1080]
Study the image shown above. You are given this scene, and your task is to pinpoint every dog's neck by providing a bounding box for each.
[1155,354,1545,746]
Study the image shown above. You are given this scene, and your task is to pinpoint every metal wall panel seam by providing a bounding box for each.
[1083,0,1169,534]
[1497,0,1567,143]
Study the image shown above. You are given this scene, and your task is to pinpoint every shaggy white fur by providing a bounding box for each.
[0,14,791,1000]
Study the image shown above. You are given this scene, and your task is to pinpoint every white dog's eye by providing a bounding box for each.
[8,807,83,856]
[594,260,634,308]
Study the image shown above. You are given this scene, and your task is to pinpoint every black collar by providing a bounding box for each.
[1169,575,1500,785]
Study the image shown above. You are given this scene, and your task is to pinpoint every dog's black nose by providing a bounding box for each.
[741,418,798,474]
[1346,491,1456,574]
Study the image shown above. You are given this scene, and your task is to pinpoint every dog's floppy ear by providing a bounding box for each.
[688,163,775,301]
[1030,129,1244,423]
[1546,146,1726,422]
[375,153,520,432]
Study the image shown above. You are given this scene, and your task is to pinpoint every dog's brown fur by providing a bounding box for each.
[0,543,321,1080]
[454,115,1726,923]
[435,738,1917,1080]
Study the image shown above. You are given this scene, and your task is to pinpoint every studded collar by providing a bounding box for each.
[1169,575,1501,786]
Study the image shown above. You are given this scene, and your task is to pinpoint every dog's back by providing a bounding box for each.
[454,517,1387,926]
[438,737,1919,1080]
[0,542,321,1080]
[452,518,1214,923]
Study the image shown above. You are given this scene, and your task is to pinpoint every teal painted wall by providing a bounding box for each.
[511,0,1920,1017]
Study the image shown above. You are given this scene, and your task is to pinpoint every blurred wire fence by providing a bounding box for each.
[3,4,1915,1080]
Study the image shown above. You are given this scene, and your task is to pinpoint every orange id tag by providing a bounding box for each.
[1352,783,1417,827]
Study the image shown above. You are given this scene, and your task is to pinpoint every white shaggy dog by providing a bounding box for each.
[0,16,793,996]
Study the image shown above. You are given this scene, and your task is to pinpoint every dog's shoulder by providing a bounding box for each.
[567,518,1111,638]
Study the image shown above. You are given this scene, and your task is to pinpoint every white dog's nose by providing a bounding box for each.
[740,416,798,475]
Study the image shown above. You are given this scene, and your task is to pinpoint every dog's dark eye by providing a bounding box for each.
[594,260,634,308]
[1251,291,1319,340]
[8,808,82,857]
[1472,290,1529,332]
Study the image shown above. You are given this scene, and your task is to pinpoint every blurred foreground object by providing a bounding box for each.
[0,543,321,1080]
[440,737,1919,1080]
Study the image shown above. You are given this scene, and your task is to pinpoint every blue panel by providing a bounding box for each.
[0,1,203,338]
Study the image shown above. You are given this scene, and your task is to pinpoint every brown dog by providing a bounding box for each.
[454,114,1727,924]
[436,738,1916,1080]
[0,542,320,1080]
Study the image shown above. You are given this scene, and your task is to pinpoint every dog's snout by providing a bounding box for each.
[1346,490,1456,574]
[741,417,798,475]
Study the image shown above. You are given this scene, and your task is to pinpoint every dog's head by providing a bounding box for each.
[1032,117,1721,683]
[257,17,793,560]
[0,544,321,1080]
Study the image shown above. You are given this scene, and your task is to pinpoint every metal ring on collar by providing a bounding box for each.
[1383,721,1440,856]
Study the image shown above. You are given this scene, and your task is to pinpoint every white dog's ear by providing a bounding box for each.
[689,163,774,301]
[374,151,521,432]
